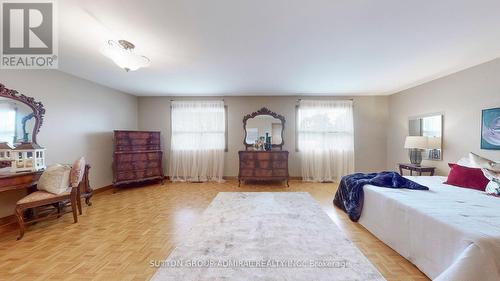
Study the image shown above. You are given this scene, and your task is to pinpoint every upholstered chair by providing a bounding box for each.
[14,157,86,240]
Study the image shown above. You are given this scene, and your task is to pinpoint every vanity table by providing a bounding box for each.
[238,107,289,186]
[0,171,42,193]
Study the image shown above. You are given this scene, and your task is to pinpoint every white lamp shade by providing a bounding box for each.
[427,137,442,149]
[404,136,428,149]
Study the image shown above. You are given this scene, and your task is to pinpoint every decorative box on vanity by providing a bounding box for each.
[113,130,164,187]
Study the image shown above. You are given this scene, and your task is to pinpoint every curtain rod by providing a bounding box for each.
[170,99,225,101]
[296,98,354,102]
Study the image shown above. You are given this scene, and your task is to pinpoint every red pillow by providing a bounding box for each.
[444,163,489,191]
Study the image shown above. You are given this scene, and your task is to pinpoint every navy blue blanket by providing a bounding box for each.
[333,172,429,222]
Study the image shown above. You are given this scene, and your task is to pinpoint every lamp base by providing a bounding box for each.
[409,149,423,166]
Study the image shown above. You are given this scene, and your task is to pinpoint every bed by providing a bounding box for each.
[359,176,500,281]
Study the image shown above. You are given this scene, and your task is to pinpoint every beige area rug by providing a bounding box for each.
[152,192,384,281]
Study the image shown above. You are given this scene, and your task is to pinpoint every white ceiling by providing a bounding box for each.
[58,0,500,96]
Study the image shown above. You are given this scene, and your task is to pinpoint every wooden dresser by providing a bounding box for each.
[238,150,289,187]
[113,130,164,187]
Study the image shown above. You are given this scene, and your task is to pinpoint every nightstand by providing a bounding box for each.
[398,163,435,176]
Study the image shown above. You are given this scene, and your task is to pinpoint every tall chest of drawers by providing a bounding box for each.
[113,130,164,186]
[238,150,289,187]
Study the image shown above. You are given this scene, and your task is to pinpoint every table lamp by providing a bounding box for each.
[404,136,427,166]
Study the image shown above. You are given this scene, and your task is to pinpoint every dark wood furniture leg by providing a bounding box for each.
[56,203,62,218]
[76,186,82,215]
[32,207,38,219]
[70,190,78,223]
[82,165,93,206]
[15,207,25,240]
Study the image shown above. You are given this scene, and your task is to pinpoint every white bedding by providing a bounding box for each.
[359,176,500,281]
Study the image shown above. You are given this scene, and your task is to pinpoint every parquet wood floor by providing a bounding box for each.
[0,180,429,281]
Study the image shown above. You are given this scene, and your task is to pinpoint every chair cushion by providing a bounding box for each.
[37,164,71,195]
[17,190,69,204]
[70,157,86,187]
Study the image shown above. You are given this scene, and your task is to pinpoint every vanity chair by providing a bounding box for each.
[238,107,289,186]
[15,158,87,240]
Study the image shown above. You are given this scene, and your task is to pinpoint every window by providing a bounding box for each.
[297,100,354,151]
[169,100,226,182]
[245,127,259,144]
[0,103,16,146]
[170,101,226,151]
[422,115,442,137]
[297,100,354,182]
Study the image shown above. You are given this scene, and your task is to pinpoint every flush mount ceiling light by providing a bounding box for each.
[101,40,151,72]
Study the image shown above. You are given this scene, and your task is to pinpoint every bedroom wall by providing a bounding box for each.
[138,95,389,177]
[0,70,138,218]
[387,58,500,175]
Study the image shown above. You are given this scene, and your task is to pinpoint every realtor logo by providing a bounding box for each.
[1,0,57,69]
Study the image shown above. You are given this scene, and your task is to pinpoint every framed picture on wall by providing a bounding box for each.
[481,107,500,150]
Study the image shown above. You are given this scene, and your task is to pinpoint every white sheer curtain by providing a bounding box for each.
[169,100,225,182]
[298,100,354,182]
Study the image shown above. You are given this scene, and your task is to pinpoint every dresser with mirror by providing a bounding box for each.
[0,84,93,204]
[238,107,289,186]
[0,84,46,193]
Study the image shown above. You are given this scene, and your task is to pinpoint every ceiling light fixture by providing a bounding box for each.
[101,40,151,72]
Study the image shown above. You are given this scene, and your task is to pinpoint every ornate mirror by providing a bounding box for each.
[409,114,443,160]
[0,83,45,146]
[243,107,285,150]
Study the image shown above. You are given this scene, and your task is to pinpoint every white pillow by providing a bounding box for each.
[468,153,500,194]
[457,157,476,168]
[37,164,71,195]
[486,179,500,196]
[469,152,500,172]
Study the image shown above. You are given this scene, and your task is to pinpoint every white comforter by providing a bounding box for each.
[359,176,500,281]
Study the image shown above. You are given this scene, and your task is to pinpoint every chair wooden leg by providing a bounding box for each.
[76,189,82,215]
[15,206,25,240]
[57,203,62,218]
[70,193,78,223]
[32,207,38,219]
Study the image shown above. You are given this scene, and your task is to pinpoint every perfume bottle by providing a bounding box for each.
[265,133,271,151]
